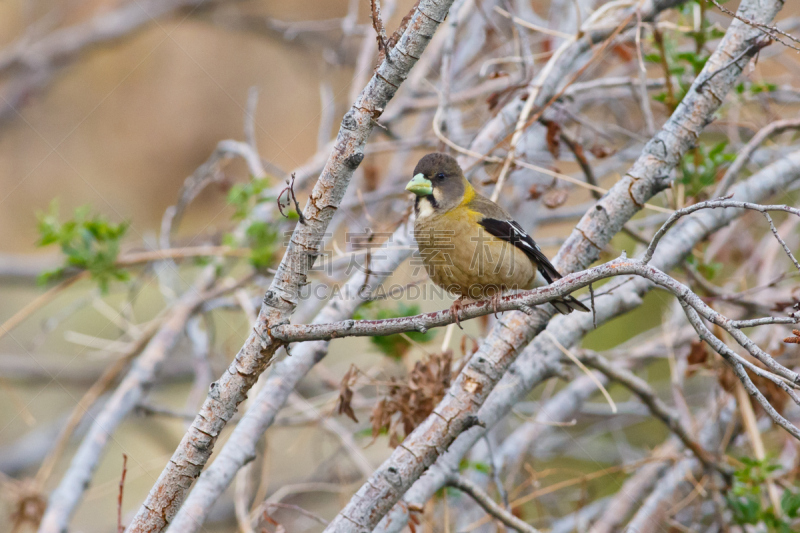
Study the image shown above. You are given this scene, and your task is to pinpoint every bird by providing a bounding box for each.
[405,152,589,323]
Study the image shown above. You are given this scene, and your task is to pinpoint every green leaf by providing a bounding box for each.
[680,141,733,197]
[726,493,762,525]
[357,302,435,358]
[781,490,800,518]
[227,177,272,220]
[36,201,130,292]
[244,221,279,269]
[458,459,490,474]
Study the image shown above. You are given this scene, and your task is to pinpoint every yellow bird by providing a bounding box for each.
[405,153,589,321]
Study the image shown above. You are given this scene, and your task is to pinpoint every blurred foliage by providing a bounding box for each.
[726,457,800,532]
[459,459,490,474]
[36,201,129,292]
[354,302,435,358]
[228,177,272,220]
[646,1,723,106]
[685,253,723,281]
[736,81,779,95]
[224,177,280,269]
[679,141,735,198]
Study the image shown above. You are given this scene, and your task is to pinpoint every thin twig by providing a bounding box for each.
[578,351,723,474]
[117,454,128,533]
[715,117,800,196]
[277,173,307,224]
[708,0,800,52]
[446,474,539,533]
[543,331,618,414]
[643,200,800,272]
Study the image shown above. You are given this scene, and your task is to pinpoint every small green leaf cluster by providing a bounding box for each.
[459,459,490,474]
[685,254,722,281]
[225,178,280,269]
[37,201,130,292]
[725,457,800,532]
[228,177,272,220]
[646,3,720,105]
[679,141,735,198]
[736,81,778,96]
[354,302,436,358]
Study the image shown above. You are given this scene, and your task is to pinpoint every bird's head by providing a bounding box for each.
[406,153,471,216]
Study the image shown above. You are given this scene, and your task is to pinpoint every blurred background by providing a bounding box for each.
[2,1,800,532]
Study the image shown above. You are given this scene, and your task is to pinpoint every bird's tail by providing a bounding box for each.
[552,294,590,315]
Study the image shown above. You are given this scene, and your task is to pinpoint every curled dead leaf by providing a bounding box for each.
[545,121,561,159]
[335,364,360,423]
[542,187,569,209]
[371,350,453,446]
[685,340,709,377]
[528,184,543,200]
[589,144,614,159]
[783,329,800,344]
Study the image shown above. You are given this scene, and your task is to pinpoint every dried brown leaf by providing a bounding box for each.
[718,360,788,415]
[336,365,360,423]
[542,187,569,209]
[370,351,453,446]
[363,164,380,192]
[9,479,46,533]
[611,42,634,62]
[685,340,709,377]
[545,121,561,159]
[486,92,501,112]
[589,144,614,159]
[783,329,800,344]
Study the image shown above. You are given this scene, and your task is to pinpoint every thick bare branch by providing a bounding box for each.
[319,3,787,528]
[167,224,414,531]
[37,271,218,533]
[375,148,800,533]
[123,2,457,531]
[624,398,738,531]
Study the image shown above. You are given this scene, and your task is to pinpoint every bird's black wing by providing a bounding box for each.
[478,218,562,283]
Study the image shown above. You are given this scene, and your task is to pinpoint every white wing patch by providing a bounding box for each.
[509,220,541,254]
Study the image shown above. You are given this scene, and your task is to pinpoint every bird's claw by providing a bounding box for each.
[491,293,503,318]
[450,298,465,330]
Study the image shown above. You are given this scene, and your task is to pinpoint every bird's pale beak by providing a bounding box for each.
[405,173,433,196]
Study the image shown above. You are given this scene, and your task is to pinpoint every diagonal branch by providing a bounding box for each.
[37,270,221,533]
[123,2,457,531]
[323,0,787,530]
[577,351,723,473]
[375,123,800,533]
[166,222,415,531]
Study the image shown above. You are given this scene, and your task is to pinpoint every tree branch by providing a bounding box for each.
[374,148,800,533]
[123,2,457,531]
[446,474,539,533]
[577,351,722,473]
[37,270,220,533]
[325,0,787,529]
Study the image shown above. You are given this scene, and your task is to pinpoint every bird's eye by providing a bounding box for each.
[436,173,446,181]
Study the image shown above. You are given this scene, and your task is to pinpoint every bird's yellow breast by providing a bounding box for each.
[413,202,539,299]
